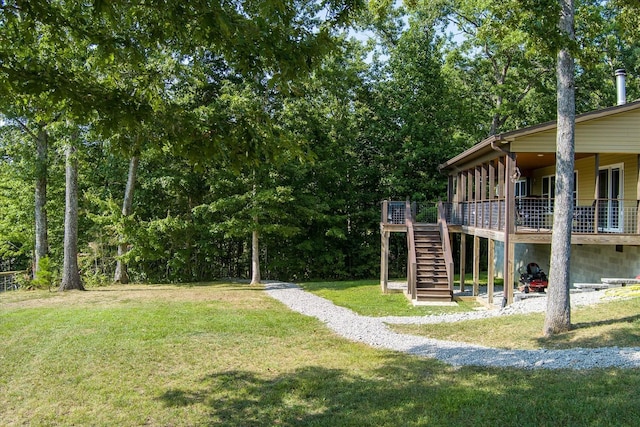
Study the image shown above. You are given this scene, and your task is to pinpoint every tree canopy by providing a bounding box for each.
[1,0,639,286]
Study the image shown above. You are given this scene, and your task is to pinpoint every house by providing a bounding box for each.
[380,70,640,305]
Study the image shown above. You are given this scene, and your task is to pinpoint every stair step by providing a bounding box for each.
[411,224,452,302]
[415,290,453,302]
[414,224,439,230]
[417,281,449,287]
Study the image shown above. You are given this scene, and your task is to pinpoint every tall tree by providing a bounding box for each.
[544,0,575,336]
[60,139,84,291]
[410,0,557,135]
[113,155,139,284]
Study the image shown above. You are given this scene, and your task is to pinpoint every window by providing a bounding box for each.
[541,172,577,210]
[515,179,528,198]
[541,175,555,199]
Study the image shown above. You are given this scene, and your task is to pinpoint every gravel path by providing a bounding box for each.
[265,282,640,370]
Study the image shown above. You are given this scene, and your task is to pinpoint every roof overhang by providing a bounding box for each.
[438,99,640,173]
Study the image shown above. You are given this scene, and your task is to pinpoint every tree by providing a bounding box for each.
[113,155,138,284]
[373,15,464,200]
[59,138,84,291]
[544,0,575,336]
[410,0,557,135]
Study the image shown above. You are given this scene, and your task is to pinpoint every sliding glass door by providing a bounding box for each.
[598,165,623,232]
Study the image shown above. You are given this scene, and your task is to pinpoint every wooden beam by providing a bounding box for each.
[488,238,495,305]
[475,166,481,227]
[488,160,496,228]
[503,151,515,305]
[473,235,480,296]
[497,157,505,198]
[505,241,515,305]
[637,155,640,233]
[594,154,600,234]
[461,171,467,202]
[488,160,496,200]
[467,170,473,225]
[460,233,466,292]
[380,229,389,293]
[448,175,455,203]
[481,163,488,201]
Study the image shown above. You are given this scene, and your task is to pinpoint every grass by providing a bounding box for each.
[1,282,640,426]
[300,280,482,316]
[391,296,640,350]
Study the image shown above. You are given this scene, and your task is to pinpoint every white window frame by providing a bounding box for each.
[515,179,528,198]
[541,172,577,211]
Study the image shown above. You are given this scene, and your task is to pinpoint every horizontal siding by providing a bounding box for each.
[511,108,640,154]
[527,154,639,200]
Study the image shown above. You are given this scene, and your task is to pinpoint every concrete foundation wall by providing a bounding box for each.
[492,240,640,285]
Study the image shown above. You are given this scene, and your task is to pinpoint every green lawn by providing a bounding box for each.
[2,283,640,426]
[391,297,640,350]
[300,280,482,316]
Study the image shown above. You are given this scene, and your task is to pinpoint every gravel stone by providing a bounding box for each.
[264,282,640,370]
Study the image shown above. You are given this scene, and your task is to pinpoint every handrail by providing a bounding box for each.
[437,202,455,291]
[0,270,26,276]
[405,200,417,300]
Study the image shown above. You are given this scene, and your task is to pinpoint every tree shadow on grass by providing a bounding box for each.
[536,314,640,349]
[157,357,640,426]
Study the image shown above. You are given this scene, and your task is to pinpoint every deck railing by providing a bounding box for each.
[513,198,640,234]
[383,201,440,225]
[382,199,640,235]
[405,201,417,299]
[437,202,454,291]
[1,271,24,292]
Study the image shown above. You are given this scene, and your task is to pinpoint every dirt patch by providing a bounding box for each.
[0,283,272,310]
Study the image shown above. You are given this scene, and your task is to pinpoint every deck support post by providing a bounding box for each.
[594,154,600,234]
[459,233,466,292]
[380,229,389,293]
[473,235,480,296]
[503,151,516,305]
[488,238,495,304]
[636,155,640,233]
[506,241,515,305]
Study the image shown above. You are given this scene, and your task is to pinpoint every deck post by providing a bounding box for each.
[475,166,481,227]
[473,235,480,296]
[636,155,640,233]
[459,233,466,292]
[498,158,505,229]
[489,160,496,228]
[448,175,455,204]
[380,228,389,293]
[506,241,515,305]
[503,151,516,305]
[594,154,600,234]
[488,238,495,304]
[467,170,473,225]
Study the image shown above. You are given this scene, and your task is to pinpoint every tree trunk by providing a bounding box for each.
[544,0,575,336]
[114,155,139,284]
[34,128,48,278]
[59,143,84,291]
[250,228,260,285]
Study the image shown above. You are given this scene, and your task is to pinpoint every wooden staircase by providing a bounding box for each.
[413,224,453,302]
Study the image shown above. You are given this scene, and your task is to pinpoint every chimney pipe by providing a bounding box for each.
[615,69,627,106]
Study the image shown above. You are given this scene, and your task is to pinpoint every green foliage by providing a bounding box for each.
[31,256,55,290]
[2,0,640,286]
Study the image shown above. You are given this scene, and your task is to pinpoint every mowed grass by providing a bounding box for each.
[1,283,640,426]
[300,280,482,316]
[391,296,640,350]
